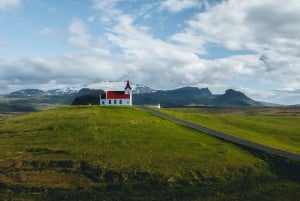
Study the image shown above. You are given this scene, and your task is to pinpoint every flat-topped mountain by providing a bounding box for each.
[210,89,258,106]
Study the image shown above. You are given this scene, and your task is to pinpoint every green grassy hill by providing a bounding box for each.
[161,107,300,155]
[0,106,299,201]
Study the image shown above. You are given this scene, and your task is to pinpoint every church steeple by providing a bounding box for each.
[125,80,132,90]
[124,80,132,106]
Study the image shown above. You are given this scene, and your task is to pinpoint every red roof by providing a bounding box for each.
[107,91,130,99]
[125,80,132,90]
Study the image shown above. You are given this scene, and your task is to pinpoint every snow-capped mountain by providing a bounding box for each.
[9,88,77,96]
[132,84,156,94]
[46,88,78,96]
[8,81,156,96]
[85,81,156,94]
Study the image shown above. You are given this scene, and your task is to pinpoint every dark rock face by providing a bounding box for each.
[72,94,100,105]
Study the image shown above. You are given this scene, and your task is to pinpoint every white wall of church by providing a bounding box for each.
[100,99,131,106]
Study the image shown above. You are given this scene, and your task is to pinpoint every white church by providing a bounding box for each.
[100,80,132,106]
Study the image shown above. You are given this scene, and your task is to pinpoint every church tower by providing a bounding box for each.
[124,80,132,106]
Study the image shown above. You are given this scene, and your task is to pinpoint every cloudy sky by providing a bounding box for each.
[0,0,300,104]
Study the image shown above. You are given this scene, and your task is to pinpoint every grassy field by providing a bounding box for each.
[0,113,20,121]
[0,106,299,200]
[0,95,72,112]
[161,107,300,155]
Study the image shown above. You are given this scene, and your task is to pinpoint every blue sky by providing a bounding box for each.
[1,0,300,104]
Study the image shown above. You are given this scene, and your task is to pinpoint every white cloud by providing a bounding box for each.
[0,0,21,11]
[0,1,274,92]
[37,27,59,36]
[87,16,95,23]
[91,0,123,24]
[68,18,91,48]
[0,49,126,89]
[184,0,300,55]
[159,0,200,13]
[101,11,266,90]
[105,14,204,87]
[135,2,160,19]
[1,0,300,105]
[172,0,300,91]
[170,31,207,54]
[92,0,120,10]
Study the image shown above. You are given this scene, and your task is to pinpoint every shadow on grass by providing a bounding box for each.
[235,143,300,182]
[1,156,299,201]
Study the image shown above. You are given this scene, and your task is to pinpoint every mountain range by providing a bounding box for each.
[7,82,154,96]
[70,83,265,106]
[133,87,263,107]
[3,82,278,110]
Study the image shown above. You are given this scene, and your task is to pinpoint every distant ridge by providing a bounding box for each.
[132,87,262,107]
[210,89,258,106]
[7,83,271,107]
[71,86,264,107]
[9,89,45,96]
[8,82,154,96]
[9,88,77,96]
[133,87,215,106]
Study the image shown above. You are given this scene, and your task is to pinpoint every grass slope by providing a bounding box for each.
[0,95,72,112]
[161,107,300,155]
[0,106,299,200]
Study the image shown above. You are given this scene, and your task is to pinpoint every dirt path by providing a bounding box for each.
[137,106,300,162]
